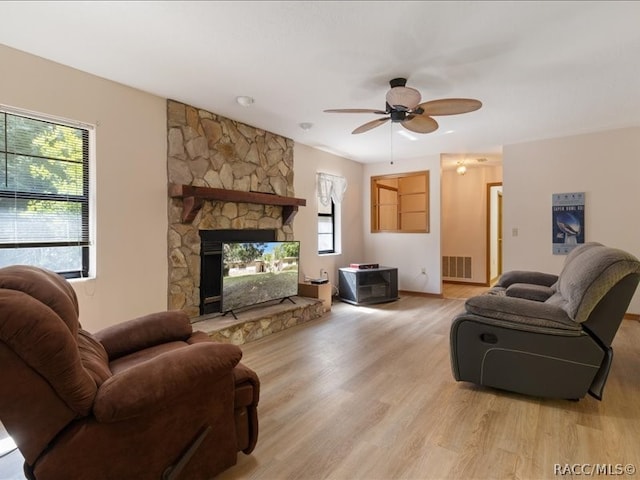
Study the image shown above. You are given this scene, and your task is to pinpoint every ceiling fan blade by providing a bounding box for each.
[402,115,439,134]
[352,117,390,134]
[324,108,387,114]
[417,98,482,116]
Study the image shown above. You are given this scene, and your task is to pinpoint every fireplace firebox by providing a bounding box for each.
[199,229,277,315]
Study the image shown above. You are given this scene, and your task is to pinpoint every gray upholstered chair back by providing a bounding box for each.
[554,241,603,282]
[546,245,640,344]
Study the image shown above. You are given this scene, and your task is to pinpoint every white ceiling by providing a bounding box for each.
[1,1,639,168]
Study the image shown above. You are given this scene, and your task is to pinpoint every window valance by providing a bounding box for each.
[317,172,347,206]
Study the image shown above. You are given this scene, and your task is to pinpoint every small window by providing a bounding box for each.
[0,108,92,278]
[318,199,335,254]
[371,170,429,233]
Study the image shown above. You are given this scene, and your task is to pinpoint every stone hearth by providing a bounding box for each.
[193,297,325,345]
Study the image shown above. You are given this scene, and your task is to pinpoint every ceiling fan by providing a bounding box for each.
[324,77,482,135]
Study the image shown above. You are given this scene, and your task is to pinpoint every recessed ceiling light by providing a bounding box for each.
[236,96,254,107]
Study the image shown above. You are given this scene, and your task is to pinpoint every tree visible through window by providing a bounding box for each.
[0,109,90,278]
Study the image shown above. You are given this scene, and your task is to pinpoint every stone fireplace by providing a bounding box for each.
[166,99,297,318]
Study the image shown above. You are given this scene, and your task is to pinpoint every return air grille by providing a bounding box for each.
[442,256,472,279]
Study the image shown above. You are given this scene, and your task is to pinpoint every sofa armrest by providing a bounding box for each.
[94,311,193,360]
[496,270,558,288]
[505,283,555,302]
[93,342,242,422]
[465,294,580,331]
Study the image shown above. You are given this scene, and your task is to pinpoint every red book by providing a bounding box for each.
[349,263,379,269]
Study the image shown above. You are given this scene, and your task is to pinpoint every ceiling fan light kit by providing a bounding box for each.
[325,77,482,135]
[386,85,422,110]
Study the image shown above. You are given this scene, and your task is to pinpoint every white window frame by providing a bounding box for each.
[0,104,96,279]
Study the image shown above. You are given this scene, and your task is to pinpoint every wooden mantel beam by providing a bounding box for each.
[168,183,307,224]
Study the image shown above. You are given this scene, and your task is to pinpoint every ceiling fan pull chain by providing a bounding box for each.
[390,122,394,165]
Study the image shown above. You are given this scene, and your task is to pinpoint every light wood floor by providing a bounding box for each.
[442,282,490,300]
[217,294,640,480]
[3,293,640,480]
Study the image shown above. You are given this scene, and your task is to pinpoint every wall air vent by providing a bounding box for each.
[442,256,472,279]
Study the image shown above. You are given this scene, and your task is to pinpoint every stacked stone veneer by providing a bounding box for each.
[167,99,295,318]
[206,300,325,345]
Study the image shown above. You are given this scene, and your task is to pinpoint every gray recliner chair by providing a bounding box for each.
[450,243,640,400]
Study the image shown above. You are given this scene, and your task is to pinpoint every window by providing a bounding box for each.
[0,108,91,278]
[316,172,346,255]
[371,170,429,233]
[318,199,335,254]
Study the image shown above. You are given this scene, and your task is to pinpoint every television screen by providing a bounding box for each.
[221,241,300,313]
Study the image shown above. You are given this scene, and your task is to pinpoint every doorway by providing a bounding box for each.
[486,182,503,285]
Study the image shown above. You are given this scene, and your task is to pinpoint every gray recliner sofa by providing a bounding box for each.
[450,242,640,400]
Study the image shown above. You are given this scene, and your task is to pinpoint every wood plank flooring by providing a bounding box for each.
[217,295,640,480]
[442,282,490,300]
[2,292,640,480]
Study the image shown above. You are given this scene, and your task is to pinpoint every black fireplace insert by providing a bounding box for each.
[199,229,276,315]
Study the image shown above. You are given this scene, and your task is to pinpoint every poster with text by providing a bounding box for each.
[552,192,585,255]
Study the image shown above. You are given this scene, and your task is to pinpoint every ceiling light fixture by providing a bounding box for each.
[385,85,422,111]
[456,161,467,176]
[236,96,254,107]
[299,122,313,131]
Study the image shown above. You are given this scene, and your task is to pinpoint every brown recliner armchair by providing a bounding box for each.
[0,265,259,480]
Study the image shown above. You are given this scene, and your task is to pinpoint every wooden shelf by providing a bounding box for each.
[298,282,332,312]
[169,183,306,224]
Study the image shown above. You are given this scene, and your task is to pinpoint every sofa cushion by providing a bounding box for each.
[497,270,558,288]
[108,341,190,375]
[0,289,96,415]
[0,265,80,335]
[465,294,581,331]
[78,330,111,386]
[96,311,193,360]
[506,283,555,302]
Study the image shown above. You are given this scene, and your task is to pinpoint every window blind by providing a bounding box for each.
[0,110,90,277]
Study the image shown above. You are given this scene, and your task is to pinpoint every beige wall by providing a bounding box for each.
[363,156,442,295]
[0,44,364,329]
[441,164,503,284]
[0,44,168,331]
[3,43,637,324]
[503,127,640,314]
[293,143,364,289]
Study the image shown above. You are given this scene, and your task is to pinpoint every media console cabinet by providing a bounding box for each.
[338,266,398,305]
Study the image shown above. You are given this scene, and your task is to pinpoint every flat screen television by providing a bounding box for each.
[221,241,300,314]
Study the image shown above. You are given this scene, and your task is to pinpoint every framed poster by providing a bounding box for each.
[552,192,585,255]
